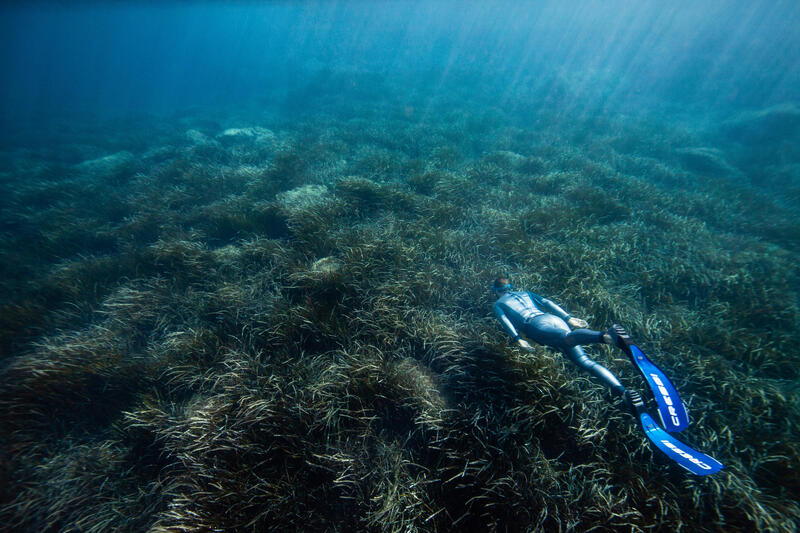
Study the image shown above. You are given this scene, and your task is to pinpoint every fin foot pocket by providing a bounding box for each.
[607,324,632,352]
[625,389,645,415]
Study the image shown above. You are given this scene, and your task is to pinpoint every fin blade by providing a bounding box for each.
[630,344,689,432]
[640,412,723,475]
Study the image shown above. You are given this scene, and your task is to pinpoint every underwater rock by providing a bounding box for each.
[310,256,343,276]
[276,184,331,211]
[217,126,277,147]
[74,151,135,179]
[720,103,800,145]
[185,129,212,145]
[288,255,344,290]
[676,147,739,177]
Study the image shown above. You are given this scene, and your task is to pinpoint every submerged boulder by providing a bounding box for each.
[310,256,343,276]
[287,255,345,292]
[217,126,277,147]
[276,184,331,211]
[185,128,213,145]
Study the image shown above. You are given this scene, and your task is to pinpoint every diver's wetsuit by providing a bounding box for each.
[494,291,625,396]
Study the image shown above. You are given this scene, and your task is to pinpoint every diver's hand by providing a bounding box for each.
[517,338,535,352]
[567,317,589,329]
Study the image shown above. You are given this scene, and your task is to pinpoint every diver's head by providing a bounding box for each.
[491,276,512,299]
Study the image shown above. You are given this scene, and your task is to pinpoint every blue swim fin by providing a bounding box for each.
[639,411,723,475]
[626,390,723,475]
[610,325,689,432]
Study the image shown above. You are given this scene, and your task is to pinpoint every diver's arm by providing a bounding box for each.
[532,293,570,321]
[493,303,521,340]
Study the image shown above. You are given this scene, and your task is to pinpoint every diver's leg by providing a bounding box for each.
[524,315,627,398]
[563,328,606,347]
[563,346,626,396]
[523,315,604,348]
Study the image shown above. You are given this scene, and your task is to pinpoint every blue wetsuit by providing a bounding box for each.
[494,291,625,395]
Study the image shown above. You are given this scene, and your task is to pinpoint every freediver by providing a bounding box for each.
[490,275,724,475]
[490,275,629,400]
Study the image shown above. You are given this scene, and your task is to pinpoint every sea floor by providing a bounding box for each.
[1,89,798,531]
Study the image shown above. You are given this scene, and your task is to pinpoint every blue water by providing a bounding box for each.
[2,1,798,124]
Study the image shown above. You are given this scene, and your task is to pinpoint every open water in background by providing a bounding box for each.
[1,1,799,127]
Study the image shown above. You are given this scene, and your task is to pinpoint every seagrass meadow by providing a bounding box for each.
[0,79,798,532]
[2,3,800,529]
